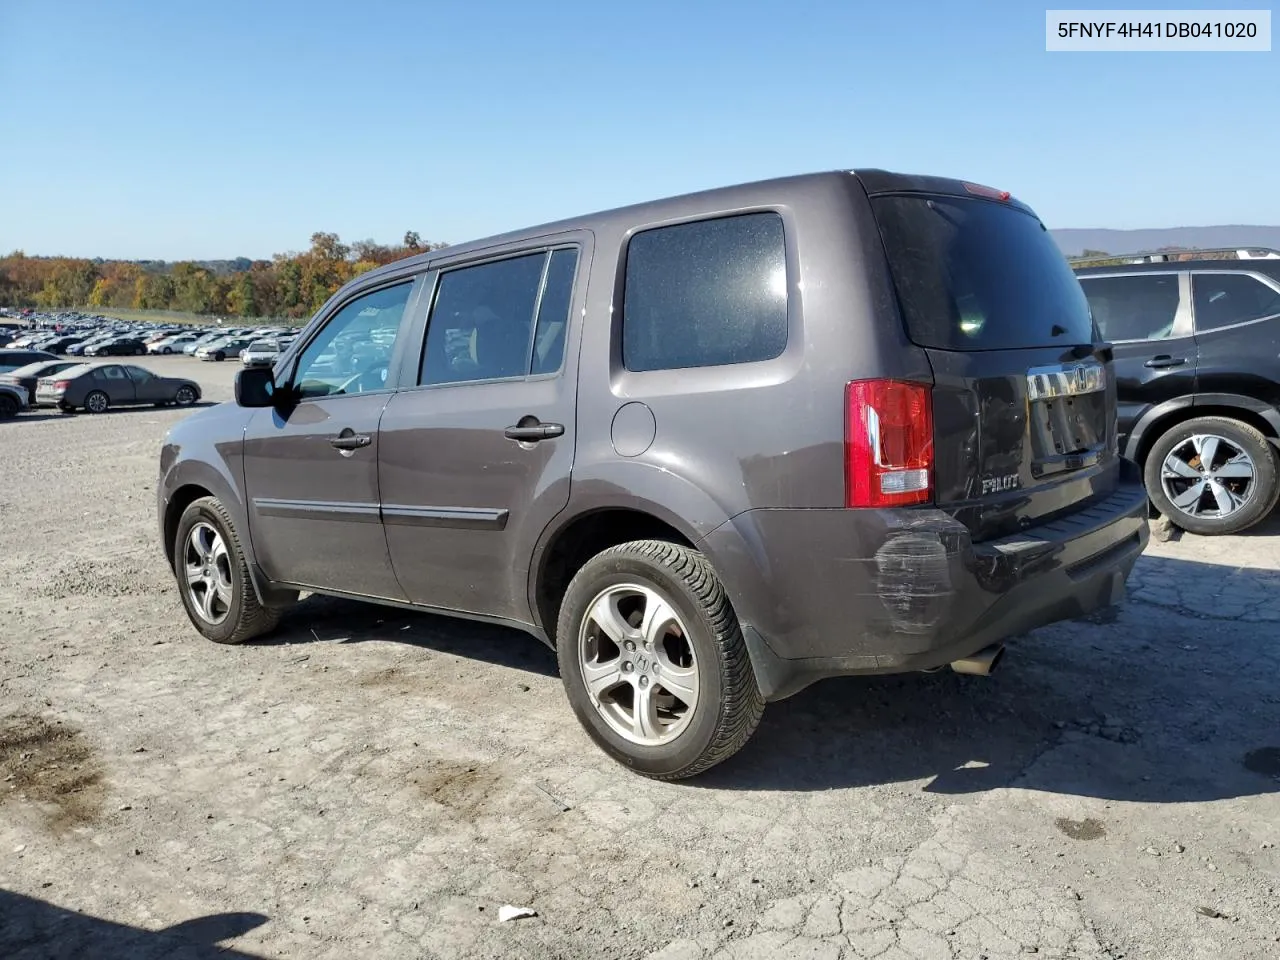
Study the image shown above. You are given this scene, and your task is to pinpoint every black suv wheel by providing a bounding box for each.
[556,540,764,781]
[1144,416,1280,535]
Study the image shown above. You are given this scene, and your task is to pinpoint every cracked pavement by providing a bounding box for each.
[1,358,1278,960]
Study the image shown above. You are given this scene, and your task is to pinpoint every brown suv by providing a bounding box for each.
[157,170,1150,779]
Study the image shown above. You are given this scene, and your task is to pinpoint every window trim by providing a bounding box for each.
[1077,270,1194,344]
[1189,269,1280,335]
[279,273,428,404]
[399,237,586,393]
[616,207,794,377]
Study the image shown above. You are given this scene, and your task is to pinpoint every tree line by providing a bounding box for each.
[0,231,444,320]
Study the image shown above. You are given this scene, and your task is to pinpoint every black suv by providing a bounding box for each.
[1073,251,1280,535]
[158,170,1149,779]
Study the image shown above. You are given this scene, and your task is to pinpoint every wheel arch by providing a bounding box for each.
[1127,394,1280,466]
[529,503,701,644]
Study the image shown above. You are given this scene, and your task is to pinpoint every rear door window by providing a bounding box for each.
[870,194,1095,350]
[1192,273,1280,331]
[1078,274,1183,341]
[622,212,788,372]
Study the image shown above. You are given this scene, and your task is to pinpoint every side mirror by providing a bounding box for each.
[234,365,276,407]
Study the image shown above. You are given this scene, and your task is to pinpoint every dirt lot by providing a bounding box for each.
[1,355,1278,960]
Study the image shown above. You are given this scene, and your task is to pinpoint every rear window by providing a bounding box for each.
[871,194,1095,350]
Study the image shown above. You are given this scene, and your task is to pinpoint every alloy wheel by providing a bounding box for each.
[183,521,233,625]
[578,583,699,746]
[1160,433,1256,520]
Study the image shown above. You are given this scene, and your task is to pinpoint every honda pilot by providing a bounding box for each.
[157,170,1149,779]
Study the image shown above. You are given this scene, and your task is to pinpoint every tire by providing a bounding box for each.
[0,394,17,419]
[162,347,172,355]
[134,347,144,356]
[173,496,281,645]
[84,390,110,414]
[1144,416,1280,536]
[213,352,224,362]
[555,539,764,780]
[174,385,197,406]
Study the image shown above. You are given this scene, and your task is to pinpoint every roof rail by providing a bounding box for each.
[1068,246,1280,267]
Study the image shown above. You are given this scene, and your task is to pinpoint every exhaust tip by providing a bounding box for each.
[950,644,1005,677]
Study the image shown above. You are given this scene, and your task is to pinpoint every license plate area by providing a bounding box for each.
[1025,361,1108,476]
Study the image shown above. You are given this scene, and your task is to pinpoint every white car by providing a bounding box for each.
[147,333,203,355]
[239,339,283,366]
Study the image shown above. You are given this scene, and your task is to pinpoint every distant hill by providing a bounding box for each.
[1050,225,1280,258]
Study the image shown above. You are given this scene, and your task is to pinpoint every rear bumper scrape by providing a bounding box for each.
[703,471,1150,702]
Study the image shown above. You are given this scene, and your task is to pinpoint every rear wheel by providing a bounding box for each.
[1144,416,1279,536]
[555,540,764,780]
[174,496,281,644]
[84,390,110,414]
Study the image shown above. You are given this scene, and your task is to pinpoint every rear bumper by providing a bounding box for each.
[700,461,1150,701]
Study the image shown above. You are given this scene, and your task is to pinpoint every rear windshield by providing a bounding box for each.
[870,194,1095,350]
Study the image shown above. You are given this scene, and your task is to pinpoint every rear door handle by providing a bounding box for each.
[504,420,564,442]
[1144,355,1187,368]
[329,430,372,451]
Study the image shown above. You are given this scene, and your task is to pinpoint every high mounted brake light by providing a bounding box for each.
[963,182,1011,201]
[845,379,933,508]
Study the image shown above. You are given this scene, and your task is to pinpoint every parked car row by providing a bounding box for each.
[1,310,297,366]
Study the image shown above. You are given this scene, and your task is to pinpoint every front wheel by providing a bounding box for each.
[174,385,197,406]
[173,496,282,644]
[0,394,18,419]
[555,540,764,780]
[1144,416,1279,535]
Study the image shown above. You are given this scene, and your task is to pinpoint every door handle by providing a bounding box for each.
[1144,355,1187,368]
[329,431,372,451]
[504,419,565,442]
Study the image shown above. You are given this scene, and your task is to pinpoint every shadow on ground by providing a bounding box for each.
[255,552,1278,805]
[0,889,267,960]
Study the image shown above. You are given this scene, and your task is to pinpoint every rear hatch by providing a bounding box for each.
[864,179,1118,542]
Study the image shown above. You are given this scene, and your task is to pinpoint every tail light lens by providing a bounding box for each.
[845,379,933,508]
[53,380,70,391]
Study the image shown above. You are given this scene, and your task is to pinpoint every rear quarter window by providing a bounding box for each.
[871,195,1095,350]
[622,212,788,372]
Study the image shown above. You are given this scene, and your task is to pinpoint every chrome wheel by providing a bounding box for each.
[183,522,233,625]
[174,386,196,406]
[1160,434,1256,520]
[85,391,108,413]
[578,583,699,746]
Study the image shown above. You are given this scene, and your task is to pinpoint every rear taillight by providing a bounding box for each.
[53,380,70,391]
[845,379,933,508]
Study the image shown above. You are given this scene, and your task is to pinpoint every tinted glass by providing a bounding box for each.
[531,249,578,375]
[125,366,155,382]
[623,213,787,372]
[872,195,1094,350]
[1078,274,1182,341]
[420,253,546,386]
[100,366,127,380]
[293,280,412,398]
[1192,273,1280,331]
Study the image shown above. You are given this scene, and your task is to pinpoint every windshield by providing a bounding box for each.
[870,194,1095,351]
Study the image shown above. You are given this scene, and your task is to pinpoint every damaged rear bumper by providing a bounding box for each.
[698,467,1150,702]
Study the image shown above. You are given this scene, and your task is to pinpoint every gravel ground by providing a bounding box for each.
[1,356,1278,960]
